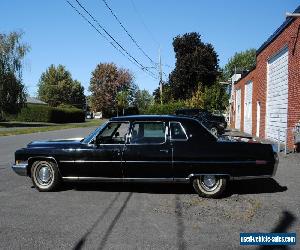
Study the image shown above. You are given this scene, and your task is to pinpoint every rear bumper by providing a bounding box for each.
[12,163,28,176]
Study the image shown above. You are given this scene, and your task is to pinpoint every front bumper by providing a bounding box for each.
[12,163,28,176]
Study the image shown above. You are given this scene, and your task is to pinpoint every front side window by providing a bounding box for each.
[170,122,188,140]
[130,122,166,144]
[96,122,129,144]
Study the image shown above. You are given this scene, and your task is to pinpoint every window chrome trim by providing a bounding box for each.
[87,121,130,146]
[128,121,167,145]
[169,121,188,141]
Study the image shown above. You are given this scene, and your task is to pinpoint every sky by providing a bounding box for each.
[1,0,299,97]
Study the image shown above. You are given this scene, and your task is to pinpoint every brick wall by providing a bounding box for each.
[232,70,255,133]
[231,17,300,148]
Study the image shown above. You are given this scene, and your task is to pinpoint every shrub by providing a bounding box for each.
[17,105,53,122]
[51,107,85,123]
[16,104,85,123]
[142,101,187,115]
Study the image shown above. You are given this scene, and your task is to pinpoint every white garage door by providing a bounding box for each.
[266,47,289,142]
[235,89,241,130]
[244,81,253,134]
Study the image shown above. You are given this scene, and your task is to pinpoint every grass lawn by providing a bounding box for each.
[0,119,105,136]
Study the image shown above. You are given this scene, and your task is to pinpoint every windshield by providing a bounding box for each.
[82,122,108,144]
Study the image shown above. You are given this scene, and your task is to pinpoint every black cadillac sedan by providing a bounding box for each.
[12,115,278,198]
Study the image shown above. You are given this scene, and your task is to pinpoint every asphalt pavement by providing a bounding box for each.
[0,127,299,249]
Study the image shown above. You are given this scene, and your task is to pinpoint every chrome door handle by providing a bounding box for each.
[159,149,169,153]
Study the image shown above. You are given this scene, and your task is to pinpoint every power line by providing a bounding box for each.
[101,0,156,67]
[129,0,160,47]
[70,0,158,79]
[66,1,133,64]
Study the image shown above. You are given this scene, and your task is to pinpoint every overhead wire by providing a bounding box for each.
[101,0,156,67]
[66,0,158,79]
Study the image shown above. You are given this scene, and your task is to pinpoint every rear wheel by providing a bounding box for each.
[31,160,61,192]
[192,175,227,198]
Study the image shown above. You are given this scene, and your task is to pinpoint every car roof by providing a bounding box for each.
[109,114,197,122]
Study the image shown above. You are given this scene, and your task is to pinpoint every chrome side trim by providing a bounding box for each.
[62,175,273,182]
[188,173,272,181]
[12,164,28,176]
[188,173,230,179]
[62,177,188,183]
[230,175,272,180]
[60,160,259,164]
[60,160,171,163]
[63,177,123,182]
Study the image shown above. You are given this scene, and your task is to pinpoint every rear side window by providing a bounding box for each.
[170,122,188,140]
[181,119,216,142]
[130,122,166,144]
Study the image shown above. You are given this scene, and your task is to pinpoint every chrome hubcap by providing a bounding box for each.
[37,165,52,184]
[202,175,217,189]
[211,128,217,136]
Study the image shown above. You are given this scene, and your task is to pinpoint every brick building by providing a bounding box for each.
[230,5,300,149]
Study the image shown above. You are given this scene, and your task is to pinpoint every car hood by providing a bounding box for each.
[27,138,84,149]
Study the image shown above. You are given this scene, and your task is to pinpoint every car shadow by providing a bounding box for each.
[258,210,297,250]
[60,178,287,196]
[226,178,287,196]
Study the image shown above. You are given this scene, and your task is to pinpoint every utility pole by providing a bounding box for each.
[159,47,163,104]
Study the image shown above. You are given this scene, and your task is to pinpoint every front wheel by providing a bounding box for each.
[31,160,61,192]
[192,175,227,198]
[210,127,218,136]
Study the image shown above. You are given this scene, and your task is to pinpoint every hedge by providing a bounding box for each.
[142,101,187,115]
[16,104,85,123]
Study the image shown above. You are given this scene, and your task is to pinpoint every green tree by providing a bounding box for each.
[169,32,219,100]
[134,89,153,112]
[0,31,29,118]
[153,82,173,104]
[116,90,129,116]
[37,65,85,109]
[89,63,134,117]
[222,48,256,80]
[202,82,229,112]
[185,85,204,108]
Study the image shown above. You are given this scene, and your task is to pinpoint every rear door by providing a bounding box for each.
[123,121,172,179]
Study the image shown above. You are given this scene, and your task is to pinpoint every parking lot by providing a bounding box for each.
[0,127,299,249]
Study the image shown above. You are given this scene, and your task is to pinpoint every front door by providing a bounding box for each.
[75,122,129,178]
[123,121,172,179]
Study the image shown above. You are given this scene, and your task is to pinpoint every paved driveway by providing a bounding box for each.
[0,128,299,249]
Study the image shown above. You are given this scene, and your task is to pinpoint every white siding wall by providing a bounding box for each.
[266,47,289,142]
[235,89,241,130]
[244,81,253,134]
